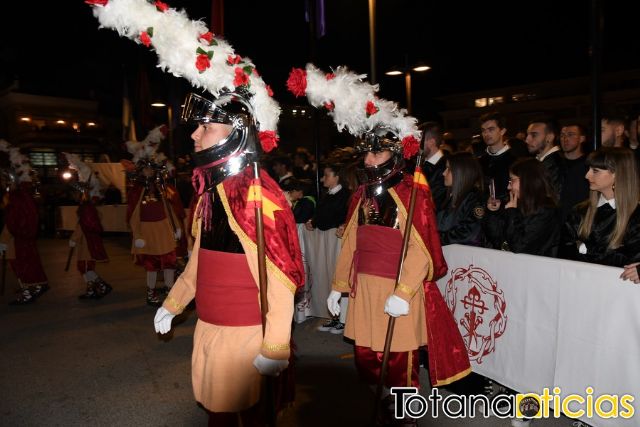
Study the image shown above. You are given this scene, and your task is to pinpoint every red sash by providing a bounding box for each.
[350,225,402,297]
[140,199,167,222]
[196,249,261,326]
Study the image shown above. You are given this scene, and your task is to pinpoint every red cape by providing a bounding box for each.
[347,174,471,386]
[78,203,108,262]
[220,167,304,291]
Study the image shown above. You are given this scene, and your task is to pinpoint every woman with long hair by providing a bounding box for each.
[562,147,640,268]
[437,151,486,246]
[484,157,560,256]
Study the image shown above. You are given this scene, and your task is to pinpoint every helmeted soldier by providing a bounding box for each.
[124,126,186,307]
[87,0,304,424]
[0,140,49,305]
[288,64,471,425]
[63,153,111,300]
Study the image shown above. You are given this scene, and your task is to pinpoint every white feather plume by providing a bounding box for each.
[299,64,420,141]
[90,0,280,134]
[63,152,103,199]
[0,139,35,183]
[125,125,174,172]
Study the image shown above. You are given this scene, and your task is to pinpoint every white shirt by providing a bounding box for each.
[328,184,342,195]
[486,145,510,156]
[537,145,560,162]
[427,150,444,165]
[278,172,293,183]
[597,194,616,209]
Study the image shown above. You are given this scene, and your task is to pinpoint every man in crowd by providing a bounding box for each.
[478,112,517,201]
[559,123,590,220]
[525,117,565,198]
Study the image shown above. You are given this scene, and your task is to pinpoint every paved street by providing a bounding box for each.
[0,236,580,426]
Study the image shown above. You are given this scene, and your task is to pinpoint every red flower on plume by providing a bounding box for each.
[365,101,379,117]
[155,1,169,12]
[266,85,274,97]
[140,32,152,48]
[401,135,420,159]
[195,54,210,73]
[199,32,214,44]
[286,68,307,97]
[85,0,108,5]
[226,55,242,65]
[325,73,336,80]
[324,102,335,111]
[233,67,250,87]
[258,131,279,153]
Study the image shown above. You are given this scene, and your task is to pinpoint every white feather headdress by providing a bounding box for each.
[287,64,421,158]
[63,152,103,199]
[87,0,280,152]
[125,125,175,173]
[0,139,35,183]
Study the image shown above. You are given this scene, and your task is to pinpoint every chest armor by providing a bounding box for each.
[199,187,244,254]
[358,186,400,229]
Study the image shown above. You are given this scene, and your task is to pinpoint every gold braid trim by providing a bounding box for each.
[341,199,361,244]
[388,188,434,281]
[165,295,185,313]
[396,282,415,297]
[191,195,203,238]
[216,183,298,294]
[262,342,290,352]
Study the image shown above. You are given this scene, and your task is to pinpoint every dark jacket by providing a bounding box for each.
[560,155,589,221]
[540,149,565,200]
[312,187,350,231]
[479,148,517,201]
[437,190,485,246]
[292,196,315,224]
[483,205,561,257]
[561,202,640,267]
[423,153,448,212]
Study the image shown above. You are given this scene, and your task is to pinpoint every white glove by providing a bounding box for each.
[154,307,175,334]
[384,295,410,317]
[174,228,182,240]
[69,240,76,248]
[253,353,289,376]
[327,290,342,317]
[134,238,146,248]
[0,243,7,252]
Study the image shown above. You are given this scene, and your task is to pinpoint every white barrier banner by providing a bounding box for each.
[437,244,640,427]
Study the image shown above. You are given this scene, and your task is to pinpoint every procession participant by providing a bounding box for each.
[63,153,111,300]
[87,1,304,424]
[0,140,49,305]
[288,65,471,424]
[125,126,185,307]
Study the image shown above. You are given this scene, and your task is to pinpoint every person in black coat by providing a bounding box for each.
[437,152,485,246]
[419,121,448,211]
[561,147,640,268]
[282,178,315,224]
[484,158,560,256]
[525,118,565,199]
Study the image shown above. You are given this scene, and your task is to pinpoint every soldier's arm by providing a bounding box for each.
[331,215,357,293]
[393,213,429,303]
[162,225,200,314]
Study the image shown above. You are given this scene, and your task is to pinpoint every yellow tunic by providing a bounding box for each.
[128,192,178,256]
[163,195,295,412]
[332,190,431,352]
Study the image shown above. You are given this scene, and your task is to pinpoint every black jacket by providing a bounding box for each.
[292,196,315,224]
[437,190,485,246]
[483,205,561,257]
[312,187,350,230]
[561,202,640,267]
[560,155,590,221]
[423,154,448,212]
[540,150,565,199]
[479,148,517,201]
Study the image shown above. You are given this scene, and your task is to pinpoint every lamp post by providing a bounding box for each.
[385,54,430,115]
[151,102,175,161]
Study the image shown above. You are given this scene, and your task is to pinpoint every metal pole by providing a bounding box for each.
[167,105,175,162]
[368,0,377,84]
[405,72,412,115]
[590,0,603,151]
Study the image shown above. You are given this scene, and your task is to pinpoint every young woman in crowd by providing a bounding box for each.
[484,157,560,256]
[562,147,640,268]
[437,152,486,246]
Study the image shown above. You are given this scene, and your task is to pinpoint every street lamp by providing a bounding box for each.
[385,55,430,115]
[151,102,174,161]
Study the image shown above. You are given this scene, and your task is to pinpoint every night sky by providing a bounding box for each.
[1,0,639,122]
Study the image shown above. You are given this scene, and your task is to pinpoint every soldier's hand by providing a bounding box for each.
[0,242,7,253]
[174,228,182,240]
[253,354,289,376]
[327,290,342,316]
[154,307,175,334]
[384,295,410,317]
[69,240,76,248]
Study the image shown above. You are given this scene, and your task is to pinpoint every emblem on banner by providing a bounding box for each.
[444,265,507,363]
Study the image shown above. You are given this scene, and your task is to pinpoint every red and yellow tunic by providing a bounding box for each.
[333,174,471,387]
[163,167,304,412]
